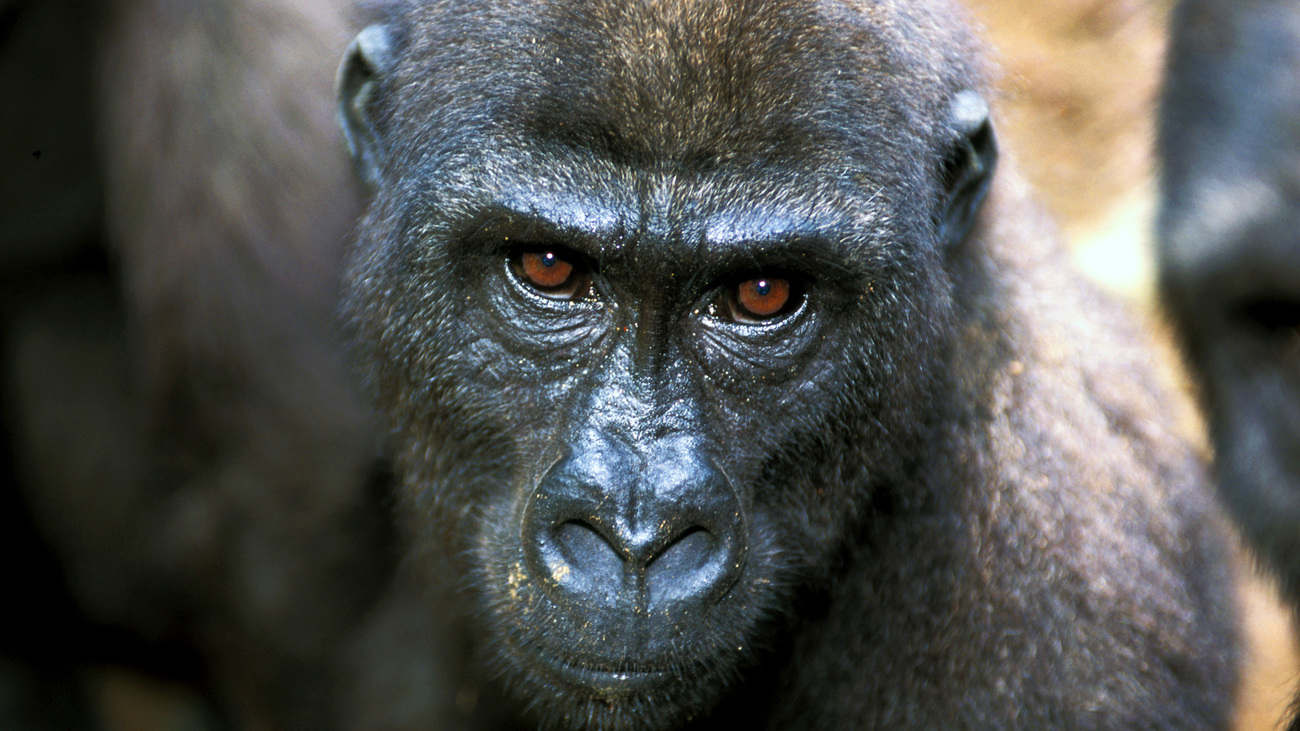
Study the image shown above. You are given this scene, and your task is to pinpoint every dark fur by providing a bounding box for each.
[0,2,105,724]
[341,0,1240,728]
[1158,1,1300,729]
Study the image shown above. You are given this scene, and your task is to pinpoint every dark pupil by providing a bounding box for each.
[542,252,558,267]
[754,280,771,296]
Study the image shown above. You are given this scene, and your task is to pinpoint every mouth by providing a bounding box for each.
[530,652,673,697]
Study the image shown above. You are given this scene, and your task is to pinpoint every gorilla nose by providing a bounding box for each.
[548,516,732,606]
[522,438,747,610]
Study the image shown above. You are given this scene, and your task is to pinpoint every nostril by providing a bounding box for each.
[646,527,712,576]
[550,519,622,588]
[520,446,748,612]
[645,526,735,608]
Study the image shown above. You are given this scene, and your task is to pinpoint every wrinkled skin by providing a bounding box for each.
[338,0,1239,729]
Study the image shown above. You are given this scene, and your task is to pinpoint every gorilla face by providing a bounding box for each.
[337,0,992,726]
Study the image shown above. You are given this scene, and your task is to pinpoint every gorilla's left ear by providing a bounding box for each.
[937,90,997,249]
[338,24,396,189]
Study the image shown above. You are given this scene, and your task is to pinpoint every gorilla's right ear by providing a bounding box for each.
[338,24,396,189]
[937,90,997,250]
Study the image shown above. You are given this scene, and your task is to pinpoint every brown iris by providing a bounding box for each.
[511,249,587,300]
[728,277,793,322]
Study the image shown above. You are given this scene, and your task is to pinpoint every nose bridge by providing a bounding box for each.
[566,398,713,557]
[574,322,695,449]
[552,340,729,523]
[631,275,679,380]
[587,218,694,409]
[638,432,721,527]
[576,326,644,431]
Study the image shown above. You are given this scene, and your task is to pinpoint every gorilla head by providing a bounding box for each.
[337,0,1233,729]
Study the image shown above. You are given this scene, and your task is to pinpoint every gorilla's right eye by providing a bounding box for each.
[711,275,804,325]
[509,248,591,301]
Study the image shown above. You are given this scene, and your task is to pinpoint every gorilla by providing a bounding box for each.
[332,0,1238,728]
[2,0,388,727]
[0,0,1241,728]
[1159,0,1300,728]
[1160,0,1300,606]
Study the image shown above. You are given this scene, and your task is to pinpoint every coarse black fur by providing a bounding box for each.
[339,0,1240,728]
[1158,1,1300,729]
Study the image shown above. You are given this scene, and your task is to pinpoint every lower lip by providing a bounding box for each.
[540,657,670,696]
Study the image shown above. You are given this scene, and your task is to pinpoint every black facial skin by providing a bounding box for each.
[340,0,1238,729]
[1159,2,1300,729]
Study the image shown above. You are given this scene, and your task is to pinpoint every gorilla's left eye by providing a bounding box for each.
[509,248,591,300]
[713,276,803,324]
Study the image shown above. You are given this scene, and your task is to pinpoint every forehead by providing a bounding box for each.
[518,0,849,160]
[378,0,985,266]
[390,0,969,167]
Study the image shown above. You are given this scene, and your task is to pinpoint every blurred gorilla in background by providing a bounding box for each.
[1160,1,1300,729]
[2,0,391,727]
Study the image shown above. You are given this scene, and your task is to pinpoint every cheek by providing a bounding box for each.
[392,413,532,564]
[390,307,579,427]
[705,356,845,463]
